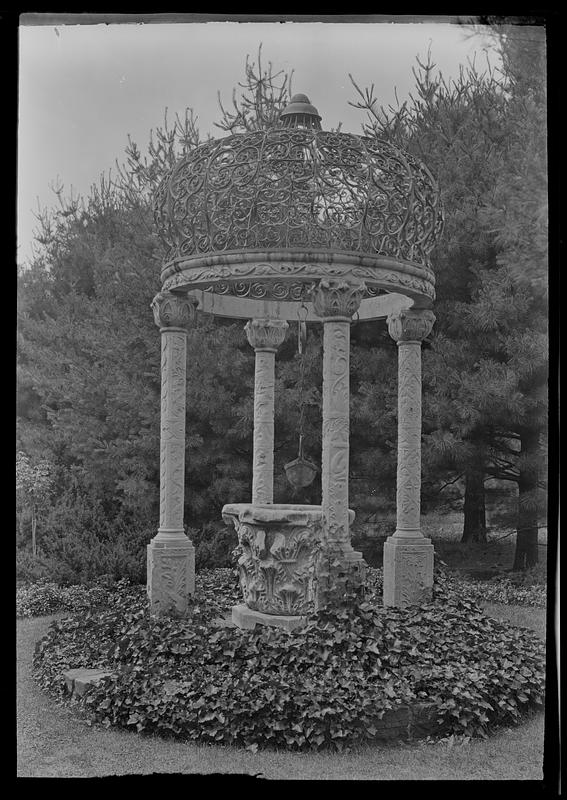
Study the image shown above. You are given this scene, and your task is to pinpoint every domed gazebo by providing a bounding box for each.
[148,94,443,625]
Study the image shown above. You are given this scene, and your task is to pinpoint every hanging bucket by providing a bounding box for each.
[284,436,318,488]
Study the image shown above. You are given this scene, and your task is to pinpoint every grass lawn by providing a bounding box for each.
[482,603,546,637]
[17,601,546,780]
[354,510,549,575]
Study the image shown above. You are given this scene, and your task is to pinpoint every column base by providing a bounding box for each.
[147,536,195,616]
[231,604,308,632]
[317,542,367,609]
[383,535,434,608]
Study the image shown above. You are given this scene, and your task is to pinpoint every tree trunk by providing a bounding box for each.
[461,465,487,543]
[512,428,540,571]
[31,504,37,557]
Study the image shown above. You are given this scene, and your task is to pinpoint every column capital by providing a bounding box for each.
[387,308,435,343]
[151,291,198,330]
[244,318,288,352]
[311,279,366,320]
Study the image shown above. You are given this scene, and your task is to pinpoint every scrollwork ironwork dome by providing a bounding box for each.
[154,94,443,320]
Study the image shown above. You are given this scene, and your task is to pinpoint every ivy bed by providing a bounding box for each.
[32,568,546,753]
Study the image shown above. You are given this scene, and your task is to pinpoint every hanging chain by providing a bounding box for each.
[283,287,319,487]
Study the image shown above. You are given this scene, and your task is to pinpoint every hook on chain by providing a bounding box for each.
[297,303,308,354]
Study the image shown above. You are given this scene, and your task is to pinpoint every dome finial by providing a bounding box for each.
[279,93,322,130]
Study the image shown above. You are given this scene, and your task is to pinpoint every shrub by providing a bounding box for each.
[16,570,238,619]
[16,548,86,586]
[192,523,236,571]
[16,550,57,584]
[440,570,546,608]
[17,581,64,617]
[21,488,154,585]
[17,580,114,618]
[33,568,545,752]
[18,489,239,586]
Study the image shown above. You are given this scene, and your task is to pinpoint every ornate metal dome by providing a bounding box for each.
[154,94,443,320]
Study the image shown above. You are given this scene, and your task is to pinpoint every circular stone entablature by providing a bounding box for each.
[154,94,443,321]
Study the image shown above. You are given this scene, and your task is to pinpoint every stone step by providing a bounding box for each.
[232,603,308,632]
[62,668,115,698]
[212,613,237,628]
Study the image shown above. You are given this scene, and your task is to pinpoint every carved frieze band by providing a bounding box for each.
[162,262,436,301]
[152,290,198,330]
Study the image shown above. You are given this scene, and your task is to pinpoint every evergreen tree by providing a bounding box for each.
[17,50,294,579]
[350,23,547,565]
[18,36,547,580]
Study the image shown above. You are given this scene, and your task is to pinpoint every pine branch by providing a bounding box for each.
[433,473,464,493]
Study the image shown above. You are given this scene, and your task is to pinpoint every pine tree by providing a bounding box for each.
[350,24,547,565]
[17,49,294,574]
[18,38,547,578]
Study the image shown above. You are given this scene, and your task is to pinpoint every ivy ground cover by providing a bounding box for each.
[32,568,545,752]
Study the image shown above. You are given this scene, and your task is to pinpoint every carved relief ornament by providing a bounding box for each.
[244,318,289,351]
[387,308,436,343]
[312,279,366,319]
[162,262,436,302]
[230,518,321,615]
[152,291,198,330]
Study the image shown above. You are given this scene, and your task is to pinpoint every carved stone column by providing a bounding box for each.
[244,318,288,505]
[312,280,367,604]
[147,290,198,615]
[384,307,436,608]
